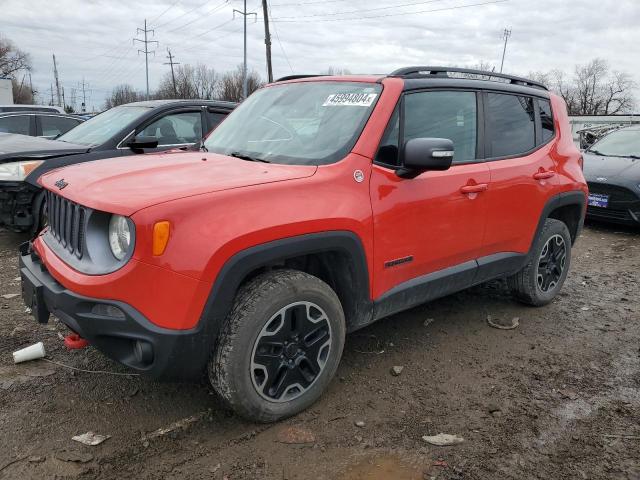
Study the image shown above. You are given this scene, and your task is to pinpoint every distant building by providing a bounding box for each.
[0,78,13,104]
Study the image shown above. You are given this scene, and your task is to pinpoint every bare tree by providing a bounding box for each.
[531,59,636,115]
[156,64,219,99]
[104,84,144,109]
[324,66,352,75]
[218,65,263,102]
[11,76,34,104]
[0,36,31,78]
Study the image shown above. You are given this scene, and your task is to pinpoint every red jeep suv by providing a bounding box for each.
[20,67,587,422]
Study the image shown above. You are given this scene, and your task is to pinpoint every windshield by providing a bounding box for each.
[589,128,640,157]
[58,105,151,146]
[204,81,381,165]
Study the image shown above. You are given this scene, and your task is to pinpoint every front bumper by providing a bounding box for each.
[0,181,38,231]
[586,182,640,226]
[19,242,211,380]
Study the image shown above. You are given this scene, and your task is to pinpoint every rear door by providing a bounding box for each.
[482,92,557,256]
[370,89,490,300]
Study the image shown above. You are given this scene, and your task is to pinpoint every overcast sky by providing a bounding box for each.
[2,0,639,110]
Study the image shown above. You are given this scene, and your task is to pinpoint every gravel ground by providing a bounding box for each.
[0,222,638,480]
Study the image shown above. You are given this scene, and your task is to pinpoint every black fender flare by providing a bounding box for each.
[530,190,587,251]
[198,230,372,343]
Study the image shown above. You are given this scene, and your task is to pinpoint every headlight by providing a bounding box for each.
[108,215,131,260]
[0,160,44,181]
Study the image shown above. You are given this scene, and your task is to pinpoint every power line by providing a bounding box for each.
[149,0,181,24]
[153,0,214,28]
[272,0,450,19]
[133,19,159,99]
[165,0,230,33]
[269,0,509,23]
[269,2,293,73]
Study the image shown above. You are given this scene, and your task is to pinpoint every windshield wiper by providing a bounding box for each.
[230,151,270,163]
[588,149,604,156]
[199,143,208,152]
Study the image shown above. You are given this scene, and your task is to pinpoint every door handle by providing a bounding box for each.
[460,183,488,194]
[533,170,555,180]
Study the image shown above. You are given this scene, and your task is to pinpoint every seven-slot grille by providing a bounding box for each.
[45,190,86,258]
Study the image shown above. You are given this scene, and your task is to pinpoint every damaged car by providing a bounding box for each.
[0,99,235,232]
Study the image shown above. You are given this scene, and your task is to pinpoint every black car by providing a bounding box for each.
[0,111,84,139]
[0,99,236,232]
[583,125,640,226]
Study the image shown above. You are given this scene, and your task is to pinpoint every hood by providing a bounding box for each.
[583,152,640,182]
[39,151,317,215]
[0,133,89,163]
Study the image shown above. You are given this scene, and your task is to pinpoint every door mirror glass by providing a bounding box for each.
[397,137,454,178]
[127,135,159,150]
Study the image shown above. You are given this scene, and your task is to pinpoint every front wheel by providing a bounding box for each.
[209,269,345,422]
[507,218,572,306]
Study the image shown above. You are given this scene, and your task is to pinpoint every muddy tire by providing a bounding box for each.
[507,218,572,306]
[209,269,345,422]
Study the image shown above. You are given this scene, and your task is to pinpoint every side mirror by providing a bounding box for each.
[127,135,159,150]
[396,138,454,179]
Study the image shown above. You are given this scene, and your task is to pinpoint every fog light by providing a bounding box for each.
[90,304,125,319]
[134,340,154,365]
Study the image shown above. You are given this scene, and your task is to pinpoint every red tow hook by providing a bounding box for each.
[64,333,89,350]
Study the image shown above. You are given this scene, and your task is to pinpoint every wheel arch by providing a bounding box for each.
[533,190,587,248]
[199,231,373,343]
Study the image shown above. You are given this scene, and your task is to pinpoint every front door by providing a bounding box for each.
[370,90,490,301]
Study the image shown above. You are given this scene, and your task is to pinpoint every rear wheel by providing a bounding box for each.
[507,218,572,306]
[209,269,345,422]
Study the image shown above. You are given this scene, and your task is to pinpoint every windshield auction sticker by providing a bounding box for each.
[322,92,378,107]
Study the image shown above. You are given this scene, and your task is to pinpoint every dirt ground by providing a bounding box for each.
[0,222,638,480]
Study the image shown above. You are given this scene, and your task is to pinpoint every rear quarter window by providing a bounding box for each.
[538,99,555,144]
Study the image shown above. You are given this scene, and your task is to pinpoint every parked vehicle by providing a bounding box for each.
[583,125,640,225]
[0,99,235,232]
[0,104,66,113]
[0,111,84,138]
[20,67,587,422]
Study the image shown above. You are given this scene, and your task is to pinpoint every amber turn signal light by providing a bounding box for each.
[152,221,171,256]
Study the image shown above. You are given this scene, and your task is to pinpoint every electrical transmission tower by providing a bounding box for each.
[78,78,89,112]
[233,1,257,99]
[134,19,159,100]
[500,28,512,73]
[164,48,180,97]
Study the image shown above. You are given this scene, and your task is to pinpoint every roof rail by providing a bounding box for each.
[274,74,327,82]
[388,66,548,90]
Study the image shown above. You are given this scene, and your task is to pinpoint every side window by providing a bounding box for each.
[207,110,227,128]
[0,115,30,135]
[538,99,555,144]
[40,116,81,138]
[486,93,535,157]
[375,106,400,166]
[141,111,202,146]
[404,91,477,163]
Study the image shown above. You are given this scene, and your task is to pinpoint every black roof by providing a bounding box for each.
[122,99,237,109]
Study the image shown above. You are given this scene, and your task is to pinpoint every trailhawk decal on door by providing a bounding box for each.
[322,93,378,107]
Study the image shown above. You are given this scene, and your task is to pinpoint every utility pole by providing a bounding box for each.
[52,54,62,107]
[233,1,257,99]
[163,48,180,97]
[61,86,66,111]
[262,0,273,83]
[28,73,34,102]
[134,19,158,100]
[79,78,88,112]
[500,28,511,73]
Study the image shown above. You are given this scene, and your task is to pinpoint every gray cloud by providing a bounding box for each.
[2,0,639,110]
